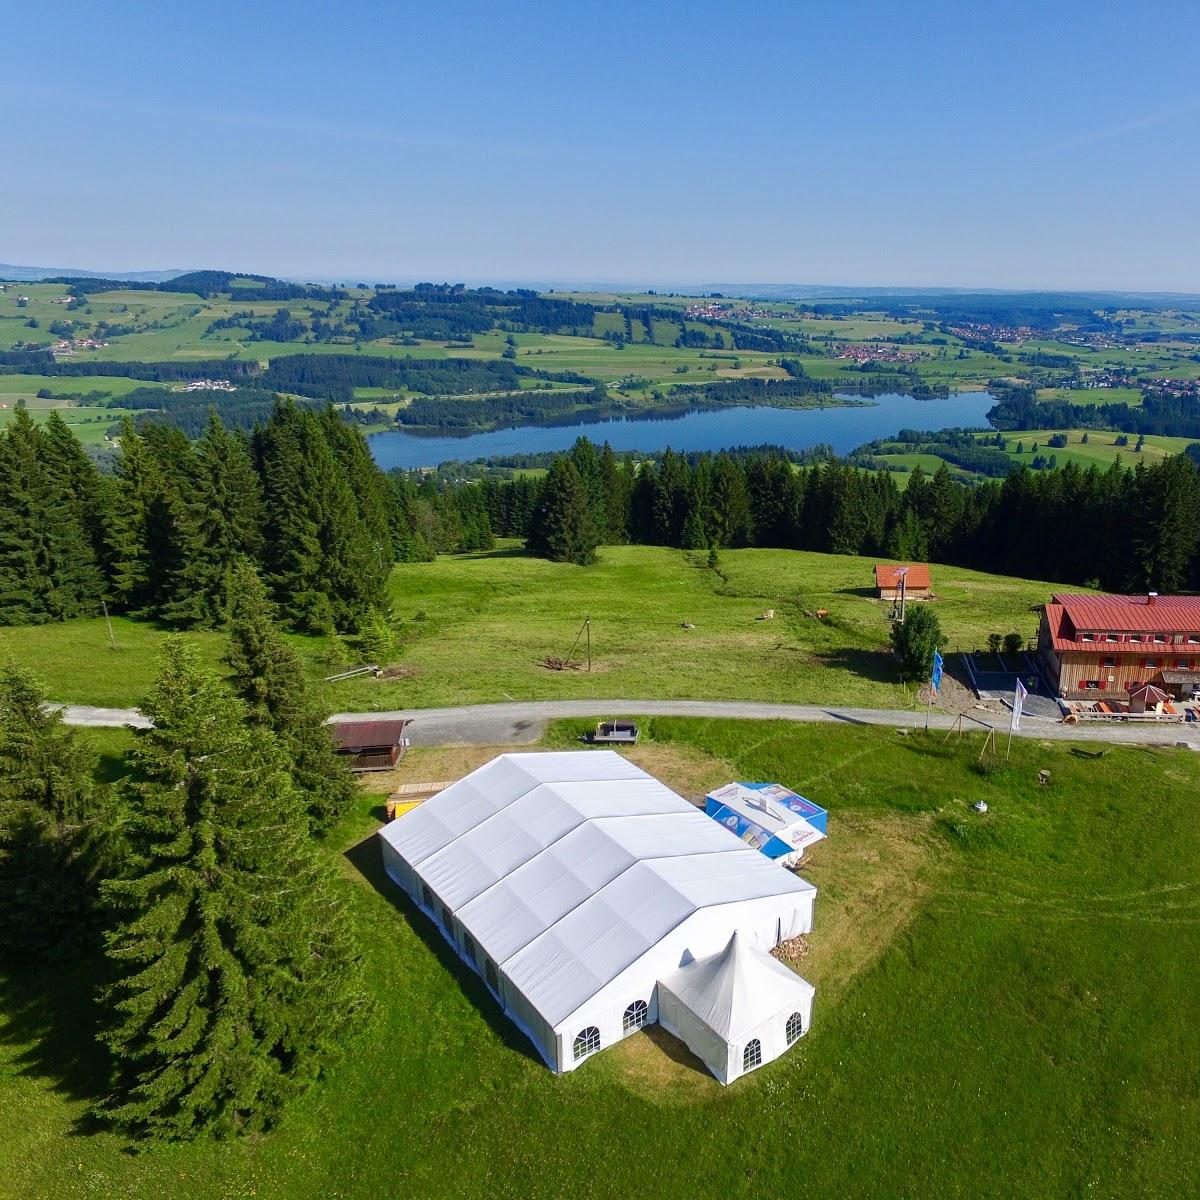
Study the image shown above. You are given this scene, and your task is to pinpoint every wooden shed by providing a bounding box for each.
[329,719,411,772]
[875,563,932,601]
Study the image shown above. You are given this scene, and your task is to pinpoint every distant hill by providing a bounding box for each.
[0,263,191,283]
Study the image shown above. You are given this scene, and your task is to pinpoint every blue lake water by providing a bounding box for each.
[367,390,996,469]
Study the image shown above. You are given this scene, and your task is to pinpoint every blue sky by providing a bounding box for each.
[4,1,1199,291]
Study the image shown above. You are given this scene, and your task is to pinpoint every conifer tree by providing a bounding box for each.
[0,662,112,960]
[97,639,365,1140]
[255,401,384,631]
[225,561,358,835]
[0,409,104,622]
[161,412,264,627]
[526,457,600,565]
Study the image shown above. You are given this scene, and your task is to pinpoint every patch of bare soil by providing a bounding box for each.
[376,665,418,680]
[539,657,612,673]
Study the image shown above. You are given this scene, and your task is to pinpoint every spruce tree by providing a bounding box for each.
[97,639,365,1140]
[0,661,112,960]
[256,401,384,631]
[225,561,358,835]
[161,412,264,627]
[0,409,104,622]
[526,457,600,564]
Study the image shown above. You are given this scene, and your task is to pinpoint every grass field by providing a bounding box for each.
[2,717,1197,1198]
[0,545,1057,713]
[869,428,1197,480]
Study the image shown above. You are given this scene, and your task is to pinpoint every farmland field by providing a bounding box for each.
[2,717,1197,1199]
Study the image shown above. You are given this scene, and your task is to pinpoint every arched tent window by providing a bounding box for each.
[573,1027,601,1061]
[742,1039,762,1072]
[463,933,478,966]
[622,999,649,1033]
[421,883,434,911]
[440,905,453,931]
[485,960,499,994]
[786,1012,804,1045]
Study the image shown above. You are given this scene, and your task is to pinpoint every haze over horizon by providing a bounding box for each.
[5,0,1199,293]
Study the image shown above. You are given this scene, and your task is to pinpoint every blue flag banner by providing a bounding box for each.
[931,649,944,695]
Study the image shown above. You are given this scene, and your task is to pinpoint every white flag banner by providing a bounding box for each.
[1011,678,1028,732]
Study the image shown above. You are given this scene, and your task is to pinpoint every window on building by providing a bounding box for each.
[421,884,434,911]
[1102,657,1116,667]
[440,906,453,931]
[1154,635,1168,644]
[1106,634,1119,642]
[1080,633,1094,642]
[1143,658,1161,668]
[573,1027,601,1061]
[622,1000,649,1033]
[1177,661,1191,671]
[742,1039,762,1072]
[485,960,499,994]
[1188,635,1200,645]
[463,933,477,966]
[1083,680,1100,691]
[786,1012,804,1046]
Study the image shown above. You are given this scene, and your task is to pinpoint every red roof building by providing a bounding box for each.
[1036,592,1200,700]
[329,718,411,772]
[874,563,932,600]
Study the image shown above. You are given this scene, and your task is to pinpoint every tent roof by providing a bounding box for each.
[1128,681,1170,702]
[659,930,814,1042]
[379,752,815,1027]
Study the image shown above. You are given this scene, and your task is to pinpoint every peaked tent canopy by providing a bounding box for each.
[658,930,815,1084]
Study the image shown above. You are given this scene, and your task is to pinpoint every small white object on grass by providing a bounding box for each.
[973,800,988,813]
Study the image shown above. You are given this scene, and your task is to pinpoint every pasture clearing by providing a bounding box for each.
[2,719,1197,1198]
[0,545,1059,712]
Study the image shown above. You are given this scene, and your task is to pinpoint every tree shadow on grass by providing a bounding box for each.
[342,835,544,1068]
[817,647,901,687]
[834,586,883,599]
[0,954,111,1128]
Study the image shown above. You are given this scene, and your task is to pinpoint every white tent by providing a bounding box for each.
[378,751,817,1078]
[658,930,815,1084]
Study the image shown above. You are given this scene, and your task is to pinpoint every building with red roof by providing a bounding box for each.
[329,718,411,771]
[1036,592,1200,700]
[874,563,932,601]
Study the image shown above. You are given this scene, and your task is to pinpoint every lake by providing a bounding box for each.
[367,390,996,469]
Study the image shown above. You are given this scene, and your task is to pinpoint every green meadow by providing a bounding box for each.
[0,545,1057,712]
[3,717,1197,1199]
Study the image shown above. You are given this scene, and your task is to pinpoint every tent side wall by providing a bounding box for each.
[725,990,814,1083]
[380,838,418,900]
[657,985,733,1084]
[381,836,560,1069]
[549,890,815,1074]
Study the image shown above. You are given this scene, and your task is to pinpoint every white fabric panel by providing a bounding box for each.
[659,931,814,1042]
[415,786,586,910]
[657,932,814,1084]
[377,751,821,1069]
[649,851,817,909]
[504,861,696,1026]
[379,751,647,867]
[659,987,736,1084]
[456,821,639,964]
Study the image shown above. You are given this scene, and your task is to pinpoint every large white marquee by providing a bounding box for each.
[378,751,817,1081]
